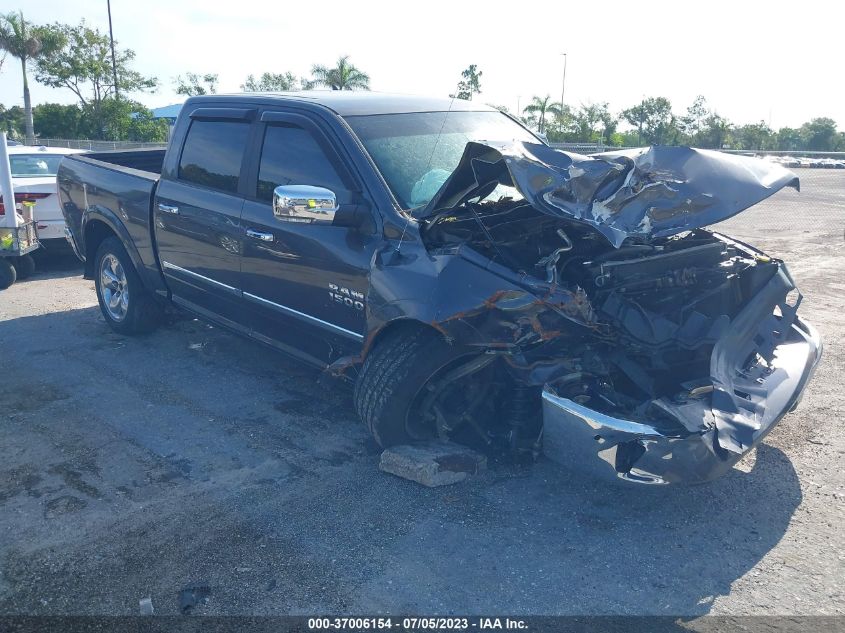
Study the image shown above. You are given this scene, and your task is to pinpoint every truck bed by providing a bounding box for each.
[81,148,166,175]
[57,150,168,296]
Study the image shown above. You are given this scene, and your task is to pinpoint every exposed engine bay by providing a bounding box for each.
[356,141,819,483]
[419,197,786,448]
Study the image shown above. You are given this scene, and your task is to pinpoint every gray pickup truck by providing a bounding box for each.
[58,91,821,485]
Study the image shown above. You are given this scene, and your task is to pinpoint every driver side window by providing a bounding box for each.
[256,123,347,202]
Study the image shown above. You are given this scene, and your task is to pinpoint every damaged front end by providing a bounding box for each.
[377,141,821,485]
[541,257,822,485]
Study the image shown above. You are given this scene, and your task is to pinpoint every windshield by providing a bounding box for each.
[10,154,64,178]
[345,111,537,209]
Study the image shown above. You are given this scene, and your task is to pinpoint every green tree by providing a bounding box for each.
[310,55,369,90]
[34,21,158,138]
[174,72,218,96]
[125,106,168,142]
[800,117,838,151]
[732,121,774,151]
[571,102,616,143]
[78,97,167,142]
[0,104,25,139]
[544,104,575,142]
[241,72,299,92]
[522,95,562,135]
[678,95,710,144]
[620,97,676,145]
[0,11,63,143]
[697,113,732,149]
[775,127,802,151]
[33,102,81,138]
[451,64,482,101]
[609,130,640,147]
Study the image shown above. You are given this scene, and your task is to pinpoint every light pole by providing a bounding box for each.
[637,95,645,146]
[560,53,568,108]
[107,0,119,99]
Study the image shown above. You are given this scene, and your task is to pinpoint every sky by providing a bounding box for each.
[1,0,843,130]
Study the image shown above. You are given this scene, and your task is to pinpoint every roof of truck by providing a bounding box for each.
[189,91,497,117]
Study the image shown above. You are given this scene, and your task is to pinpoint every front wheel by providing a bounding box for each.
[94,236,162,335]
[353,324,496,447]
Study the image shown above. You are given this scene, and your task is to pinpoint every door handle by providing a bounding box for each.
[246,228,274,242]
[158,203,179,215]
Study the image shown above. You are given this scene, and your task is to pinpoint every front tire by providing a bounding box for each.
[354,324,491,447]
[94,236,161,335]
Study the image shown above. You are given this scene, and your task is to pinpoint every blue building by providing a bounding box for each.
[150,103,184,124]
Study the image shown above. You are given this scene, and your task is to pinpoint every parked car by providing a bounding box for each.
[5,146,85,250]
[57,92,821,485]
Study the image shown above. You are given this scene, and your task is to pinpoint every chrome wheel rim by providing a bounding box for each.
[99,253,129,322]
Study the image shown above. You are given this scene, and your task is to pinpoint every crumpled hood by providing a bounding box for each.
[417,142,800,247]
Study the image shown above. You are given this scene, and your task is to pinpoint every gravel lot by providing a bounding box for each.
[1,170,843,616]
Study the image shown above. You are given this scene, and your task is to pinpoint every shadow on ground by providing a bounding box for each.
[27,249,84,281]
[0,305,803,616]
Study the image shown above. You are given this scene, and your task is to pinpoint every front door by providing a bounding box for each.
[154,114,252,328]
[239,112,376,365]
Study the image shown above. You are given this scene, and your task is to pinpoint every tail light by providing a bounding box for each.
[0,192,50,215]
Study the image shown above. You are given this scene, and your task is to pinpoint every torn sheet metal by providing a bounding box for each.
[349,140,820,484]
[418,142,800,247]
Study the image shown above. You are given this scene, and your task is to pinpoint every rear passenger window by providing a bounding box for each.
[257,124,346,202]
[179,120,250,193]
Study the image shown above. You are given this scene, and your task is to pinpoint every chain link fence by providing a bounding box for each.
[550,142,845,161]
[35,138,166,150]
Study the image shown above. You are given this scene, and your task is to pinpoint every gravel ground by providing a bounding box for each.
[0,170,843,616]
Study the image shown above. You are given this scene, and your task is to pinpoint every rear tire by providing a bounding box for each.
[353,324,480,447]
[94,236,162,335]
[12,254,35,279]
[0,259,16,289]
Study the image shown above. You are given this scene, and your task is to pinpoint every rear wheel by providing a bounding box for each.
[353,324,496,447]
[94,236,162,335]
[0,259,16,289]
[12,254,35,279]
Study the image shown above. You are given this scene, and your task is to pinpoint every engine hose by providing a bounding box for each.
[590,244,656,265]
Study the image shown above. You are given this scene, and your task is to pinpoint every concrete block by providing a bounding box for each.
[379,441,487,487]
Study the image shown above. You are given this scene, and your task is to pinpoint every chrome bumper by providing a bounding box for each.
[542,268,823,485]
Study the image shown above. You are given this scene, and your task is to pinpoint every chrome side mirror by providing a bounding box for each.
[272,185,338,223]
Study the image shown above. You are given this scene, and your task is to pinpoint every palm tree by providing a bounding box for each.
[310,55,370,91]
[522,95,562,135]
[0,12,61,143]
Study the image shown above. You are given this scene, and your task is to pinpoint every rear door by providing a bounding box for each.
[239,110,377,365]
[154,108,254,329]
